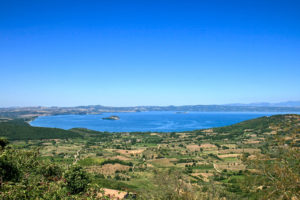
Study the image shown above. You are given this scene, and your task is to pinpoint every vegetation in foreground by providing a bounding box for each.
[0,114,299,199]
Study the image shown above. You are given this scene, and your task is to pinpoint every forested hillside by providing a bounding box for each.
[0,119,81,140]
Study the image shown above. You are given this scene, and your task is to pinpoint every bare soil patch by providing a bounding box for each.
[116,149,144,156]
[200,143,217,149]
[98,188,128,200]
[218,154,240,158]
[110,155,131,161]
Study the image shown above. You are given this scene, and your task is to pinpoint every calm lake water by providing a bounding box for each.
[30,111,291,132]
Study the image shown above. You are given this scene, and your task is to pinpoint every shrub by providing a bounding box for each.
[39,163,63,180]
[64,165,90,194]
[0,153,20,181]
[0,138,9,149]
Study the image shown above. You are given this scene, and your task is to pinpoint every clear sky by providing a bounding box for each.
[0,0,299,107]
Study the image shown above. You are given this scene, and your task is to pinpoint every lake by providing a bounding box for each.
[29,111,291,132]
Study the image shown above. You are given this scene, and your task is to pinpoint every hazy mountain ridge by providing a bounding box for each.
[1,103,300,119]
[225,101,300,107]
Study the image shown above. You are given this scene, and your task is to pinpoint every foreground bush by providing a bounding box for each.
[64,165,90,194]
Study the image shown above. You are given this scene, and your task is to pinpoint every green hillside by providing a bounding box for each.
[213,114,299,134]
[189,114,300,142]
[0,119,81,140]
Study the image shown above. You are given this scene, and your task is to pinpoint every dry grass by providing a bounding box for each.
[151,158,177,167]
[150,133,160,136]
[218,148,260,154]
[110,155,131,161]
[200,143,217,149]
[202,129,213,133]
[192,173,214,182]
[218,154,241,158]
[116,149,144,155]
[215,163,246,171]
[243,140,261,144]
[186,144,201,151]
[88,163,130,175]
[186,143,217,151]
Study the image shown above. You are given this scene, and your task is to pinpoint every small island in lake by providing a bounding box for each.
[175,111,188,114]
[102,115,120,120]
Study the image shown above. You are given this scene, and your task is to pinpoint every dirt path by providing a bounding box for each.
[73,149,81,164]
[213,163,221,173]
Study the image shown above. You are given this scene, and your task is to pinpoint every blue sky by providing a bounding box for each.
[0,0,299,107]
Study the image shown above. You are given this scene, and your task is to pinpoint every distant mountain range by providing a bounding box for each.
[225,101,300,107]
[1,101,300,119]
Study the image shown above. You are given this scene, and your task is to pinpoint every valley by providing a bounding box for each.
[0,114,299,199]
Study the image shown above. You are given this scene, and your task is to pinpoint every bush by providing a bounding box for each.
[0,153,20,181]
[38,163,63,180]
[64,165,90,194]
[0,138,9,149]
[96,152,103,156]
